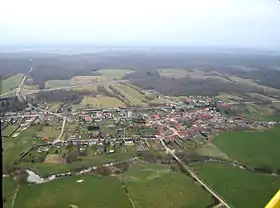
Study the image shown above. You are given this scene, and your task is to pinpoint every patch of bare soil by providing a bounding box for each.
[44,154,66,164]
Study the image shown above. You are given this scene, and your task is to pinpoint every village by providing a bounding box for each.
[2,95,278,173]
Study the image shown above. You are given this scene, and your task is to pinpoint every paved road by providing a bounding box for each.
[159,138,231,208]
[0,90,15,97]
[16,75,27,102]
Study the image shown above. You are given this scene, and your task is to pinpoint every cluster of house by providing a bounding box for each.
[151,106,274,142]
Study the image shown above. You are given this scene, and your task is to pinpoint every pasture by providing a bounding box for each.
[213,126,280,169]
[118,162,213,208]
[3,178,18,208]
[158,69,230,83]
[115,84,147,106]
[1,73,24,93]
[14,175,132,208]
[81,96,126,108]
[44,69,134,88]
[158,68,189,78]
[96,69,134,80]
[2,125,46,173]
[22,84,39,90]
[193,163,280,208]
[37,125,61,141]
[2,124,19,137]
[45,79,69,88]
[195,142,230,160]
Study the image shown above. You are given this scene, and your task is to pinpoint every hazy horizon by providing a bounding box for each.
[1,0,280,49]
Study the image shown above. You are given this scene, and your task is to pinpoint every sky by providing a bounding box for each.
[0,0,280,49]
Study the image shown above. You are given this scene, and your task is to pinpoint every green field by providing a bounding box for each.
[2,124,19,137]
[81,96,126,108]
[115,84,147,106]
[14,175,132,208]
[47,102,63,112]
[45,79,70,88]
[1,73,24,93]
[45,69,134,88]
[45,76,100,88]
[158,69,230,83]
[37,125,61,141]
[213,127,280,169]
[158,68,190,78]
[3,178,18,208]
[193,163,280,208]
[217,92,244,102]
[230,65,258,72]
[118,162,213,208]
[195,142,230,160]
[3,125,46,173]
[97,69,134,80]
[22,84,39,90]
[242,103,276,121]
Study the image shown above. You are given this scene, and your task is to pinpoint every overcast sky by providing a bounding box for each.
[0,0,280,48]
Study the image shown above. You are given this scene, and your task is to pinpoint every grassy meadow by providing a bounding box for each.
[3,178,18,208]
[45,69,134,88]
[14,175,132,208]
[193,163,280,208]
[2,125,47,173]
[213,126,280,169]
[1,73,24,93]
[81,96,126,108]
[118,162,213,208]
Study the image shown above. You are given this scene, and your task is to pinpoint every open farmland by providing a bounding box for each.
[1,73,24,93]
[213,126,280,169]
[44,69,134,88]
[193,163,280,208]
[241,103,276,121]
[47,102,63,112]
[2,125,47,173]
[96,69,134,80]
[217,93,244,102]
[3,178,18,208]
[227,76,280,95]
[229,65,258,72]
[37,125,61,141]
[14,175,132,208]
[45,76,100,88]
[114,84,147,106]
[158,69,230,82]
[118,162,213,208]
[2,124,19,137]
[80,96,126,108]
[195,142,230,160]
[45,79,69,89]
[158,68,190,78]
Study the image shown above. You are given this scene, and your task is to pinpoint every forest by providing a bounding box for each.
[1,50,280,96]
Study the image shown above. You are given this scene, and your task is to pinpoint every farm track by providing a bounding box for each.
[10,184,20,208]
